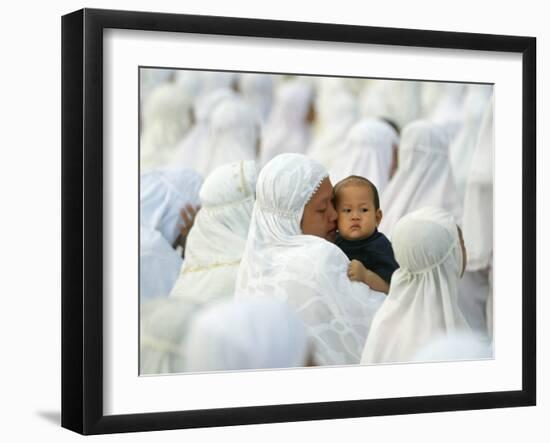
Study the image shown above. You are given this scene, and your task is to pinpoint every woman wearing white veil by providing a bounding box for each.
[191,97,259,177]
[170,160,257,304]
[379,120,461,239]
[171,88,236,168]
[361,207,470,365]
[139,167,202,301]
[259,80,314,166]
[236,153,385,366]
[307,89,359,171]
[458,96,494,336]
[329,117,399,193]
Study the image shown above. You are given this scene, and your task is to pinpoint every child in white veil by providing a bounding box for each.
[236,153,385,366]
[361,207,470,365]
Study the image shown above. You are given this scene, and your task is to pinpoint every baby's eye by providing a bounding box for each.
[317,207,327,213]
[342,208,351,213]
[361,208,369,212]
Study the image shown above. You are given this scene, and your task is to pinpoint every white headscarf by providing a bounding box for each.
[192,97,259,176]
[172,88,236,168]
[140,167,202,246]
[359,79,422,130]
[448,85,493,202]
[184,299,310,372]
[238,73,274,125]
[259,80,314,165]
[361,207,470,365]
[329,117,399,193]
[139,228,183,301]
[140,81,194,171]
[236,153,385,366]
[379,120,461,238]
[462,95,494,271]
[307,90,359,170]
[456,96,494,334]
[170,160,257,304]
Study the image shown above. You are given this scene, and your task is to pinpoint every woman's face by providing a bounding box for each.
[301,178,338,242]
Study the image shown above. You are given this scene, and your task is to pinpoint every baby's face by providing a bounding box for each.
[336,184,382,241]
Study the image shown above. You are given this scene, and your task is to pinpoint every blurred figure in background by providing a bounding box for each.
[379,120,461,239]
[140,167,202,301]
[259,79,314,166]
[184,299,311,372]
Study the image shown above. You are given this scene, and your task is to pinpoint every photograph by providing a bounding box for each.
[138,68,495,375]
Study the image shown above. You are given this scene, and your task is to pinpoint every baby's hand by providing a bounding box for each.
[348,259,368,283]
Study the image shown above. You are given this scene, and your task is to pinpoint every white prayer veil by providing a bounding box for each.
[184,299,310,372]
[172,88,236,168]
[329,117,399,193]
[238,73,274,125]
[259,80,314,165]
[307,89,359,170]
[359,79,422,130]
[236,153,385,366]
[361,207,470,365]
[140,167,203,246]
[462,95,494,271]
[379,120,461,238]
[170,160,257,304]
[457,96,494,335]
[140,81,194,171]
[193,97,259,176]
[448,84,493,202]
[139,228,183,301]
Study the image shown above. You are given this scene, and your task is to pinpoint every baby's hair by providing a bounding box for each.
[333,175,380,210]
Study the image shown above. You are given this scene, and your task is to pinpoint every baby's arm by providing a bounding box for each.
[348,259,390,294]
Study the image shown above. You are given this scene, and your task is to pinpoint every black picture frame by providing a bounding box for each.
[61,8,536,435]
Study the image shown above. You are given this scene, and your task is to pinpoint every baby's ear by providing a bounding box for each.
[376,209,383,225]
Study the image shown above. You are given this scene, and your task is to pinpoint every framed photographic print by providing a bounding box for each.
[61,8,536,435]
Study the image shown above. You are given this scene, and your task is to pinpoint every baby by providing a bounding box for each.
[333,175,399,294]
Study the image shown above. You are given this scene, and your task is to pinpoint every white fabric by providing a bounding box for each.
[236,153,385,366]
[329,118,399,193]
[414,331,493,363]
[172,88,236,168]
[139,228,183,301]
[361,207,470,365]
[448,85,493,202]
[462,95,494,271]
[170,160,257,304]
[379,120,461,239]
[238,73,274,124]
[140,167,202,245]
[359,79,422,130]
[140,296,204,375]
[457,269,490,332]
[192,97,259,176]
[307,90,359,170]
[140,81,194,171]
[259,80,314,165]
[184,299,310,372]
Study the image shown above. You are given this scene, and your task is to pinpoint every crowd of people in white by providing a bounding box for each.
[139,68,494,374]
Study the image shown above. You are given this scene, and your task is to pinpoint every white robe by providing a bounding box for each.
[236,153,385,366]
